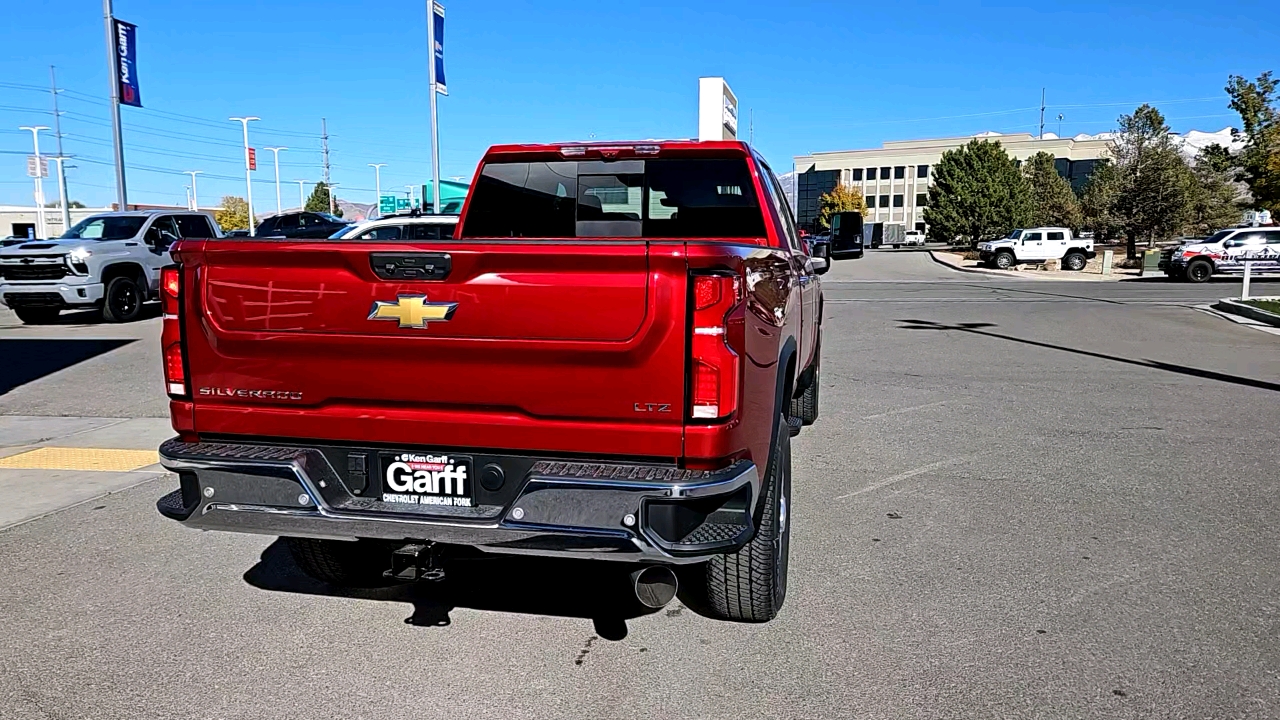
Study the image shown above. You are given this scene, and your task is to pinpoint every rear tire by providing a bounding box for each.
[286,537,396,588]
[695,413,791,623]
[1063,251,1087,271]
[790,352,820,426]
[102,275,143,323]
[13,307,60,325]
[1185,259,1213,283]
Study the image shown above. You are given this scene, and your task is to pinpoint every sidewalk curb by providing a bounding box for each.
[1213,298,1280,327]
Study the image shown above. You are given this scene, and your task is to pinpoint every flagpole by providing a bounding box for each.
[103,0,127,209]
[427,1,441,214]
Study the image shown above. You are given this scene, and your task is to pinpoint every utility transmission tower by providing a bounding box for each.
[321,118,331,185]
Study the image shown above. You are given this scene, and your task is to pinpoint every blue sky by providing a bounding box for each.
[1,0,1275,210]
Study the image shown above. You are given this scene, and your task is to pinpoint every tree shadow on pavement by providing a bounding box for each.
[0,338,135,395]
[243,539,653,640]
[896,319,1280,393]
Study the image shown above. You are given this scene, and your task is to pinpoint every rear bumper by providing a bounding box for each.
[156,438,760,564]
[0,281,103,308]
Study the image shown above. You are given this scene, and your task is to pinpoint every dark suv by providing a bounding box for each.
[254,212,352,238]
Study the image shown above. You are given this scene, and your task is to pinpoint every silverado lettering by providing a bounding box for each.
[155,140,828,623]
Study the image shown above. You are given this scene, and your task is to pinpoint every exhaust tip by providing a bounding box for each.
[631,565,678,609]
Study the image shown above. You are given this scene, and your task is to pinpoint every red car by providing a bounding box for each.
[155,140,827,622]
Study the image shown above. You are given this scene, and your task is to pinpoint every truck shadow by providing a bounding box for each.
[242,539,653,640]
[0,338,135,395]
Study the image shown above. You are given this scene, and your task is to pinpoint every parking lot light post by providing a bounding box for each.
[405,184,416,209]
[264,147,286,214]
[294,180,306,210]
[368,163,386,215]
[19,125,50,239]
[229,117,259,235]
[183,170,203,210]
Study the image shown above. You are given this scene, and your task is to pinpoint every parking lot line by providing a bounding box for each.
[0,447,160,472]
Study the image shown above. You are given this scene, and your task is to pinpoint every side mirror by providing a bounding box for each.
[812,256,830,275]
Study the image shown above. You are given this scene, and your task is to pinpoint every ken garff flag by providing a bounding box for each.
[114,19,141,107]
[432,3,446,95]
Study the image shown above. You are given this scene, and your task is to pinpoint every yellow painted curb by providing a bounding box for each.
[0,447,160,472]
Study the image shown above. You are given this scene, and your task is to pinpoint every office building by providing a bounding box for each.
[793,131,1111,233]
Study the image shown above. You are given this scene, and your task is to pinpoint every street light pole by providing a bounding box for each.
[294,180,306,209]
[19,126,50,239]
[229,116,259,235]
[327,183,340,215]
[183,170,203,210]
[264,147,287,214]
[52,156,72,231]
[368,163,386,215]
[405,184,416,209]
[103,0,127,209]
[50,65,71,230]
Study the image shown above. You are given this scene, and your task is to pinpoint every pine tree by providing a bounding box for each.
[1108,105,1195,258]
[1186,144,1245,235]
[305,182,342,217]
[923,139,1032,246]
[1023,151,1083,229]
[1080,161,1125,242]
[214,196,250,231]
[816,184,867,230]
[1226,72,1279,212]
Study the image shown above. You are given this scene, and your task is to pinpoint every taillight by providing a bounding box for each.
[161,265,186,397]
[689,274,741,421]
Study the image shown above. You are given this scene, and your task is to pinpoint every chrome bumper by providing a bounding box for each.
[157,438,760,564]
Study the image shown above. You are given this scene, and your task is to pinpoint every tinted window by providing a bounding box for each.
[1024,232,1043,241]
[1047,231,1065,240]
[60,216,146,241]
[894,166,905,179]
[1264,231,1280,245]
[866,168,877,180]
[358,225,403,240]
[460,158,765,239]
[892,194,904,208]
[275,215,300,231]
[408,224,450,240]
[146,217,179,243]
[879,195,889,208]
[916,193,927,207]
[851,168,863,181]
[759,159,801,251]
[915,222,926,232]
[880,167,891,179]
[917,165,929,178]
[175,215,214,238]
[866,195,876,208]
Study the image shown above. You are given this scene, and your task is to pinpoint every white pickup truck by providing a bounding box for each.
[0,209,222,324]
[978,227,1095,271]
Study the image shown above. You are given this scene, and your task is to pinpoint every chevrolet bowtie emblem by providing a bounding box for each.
[368,294,458,328]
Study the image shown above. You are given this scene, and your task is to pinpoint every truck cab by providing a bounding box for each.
[154,140,826,622]
[978,227,1094,271]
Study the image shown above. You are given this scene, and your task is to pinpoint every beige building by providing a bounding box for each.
[792,131,1111,232]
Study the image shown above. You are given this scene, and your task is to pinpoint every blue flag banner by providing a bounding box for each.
[114,19,141,107]
[433,4,446,95]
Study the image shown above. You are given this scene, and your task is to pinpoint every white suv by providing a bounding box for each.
[0,210,222,324]
[329,213,458,241]
[978,227,1095,271]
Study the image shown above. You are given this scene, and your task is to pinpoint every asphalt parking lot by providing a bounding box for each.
[1,251,1278,719]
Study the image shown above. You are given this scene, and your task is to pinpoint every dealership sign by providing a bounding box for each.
[113,19,141,107]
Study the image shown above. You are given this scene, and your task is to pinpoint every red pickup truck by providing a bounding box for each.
[156,140,827,622]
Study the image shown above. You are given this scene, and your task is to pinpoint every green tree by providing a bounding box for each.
[305,181,343,217]
[215,196,250,231]
[44,200,86,208]
[1108,104,1195,258]
[816,184,867,230]
[1080,160,1125,242]
[1186,144,1245,235]
[1226,72,1280,212]
[1023,151,1083,229]
[923,139,1032,246]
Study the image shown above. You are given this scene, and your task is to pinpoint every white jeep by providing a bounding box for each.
[0,210,222,324]
[978,227,1095,271]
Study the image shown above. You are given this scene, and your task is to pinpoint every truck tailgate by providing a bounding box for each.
[179,240,687,457]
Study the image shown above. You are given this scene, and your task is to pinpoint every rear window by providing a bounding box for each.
[460,158,766,239]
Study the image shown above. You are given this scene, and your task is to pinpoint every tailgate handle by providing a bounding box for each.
[370,252,452,281]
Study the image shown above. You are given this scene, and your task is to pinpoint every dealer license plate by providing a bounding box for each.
[378,451,474,508]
